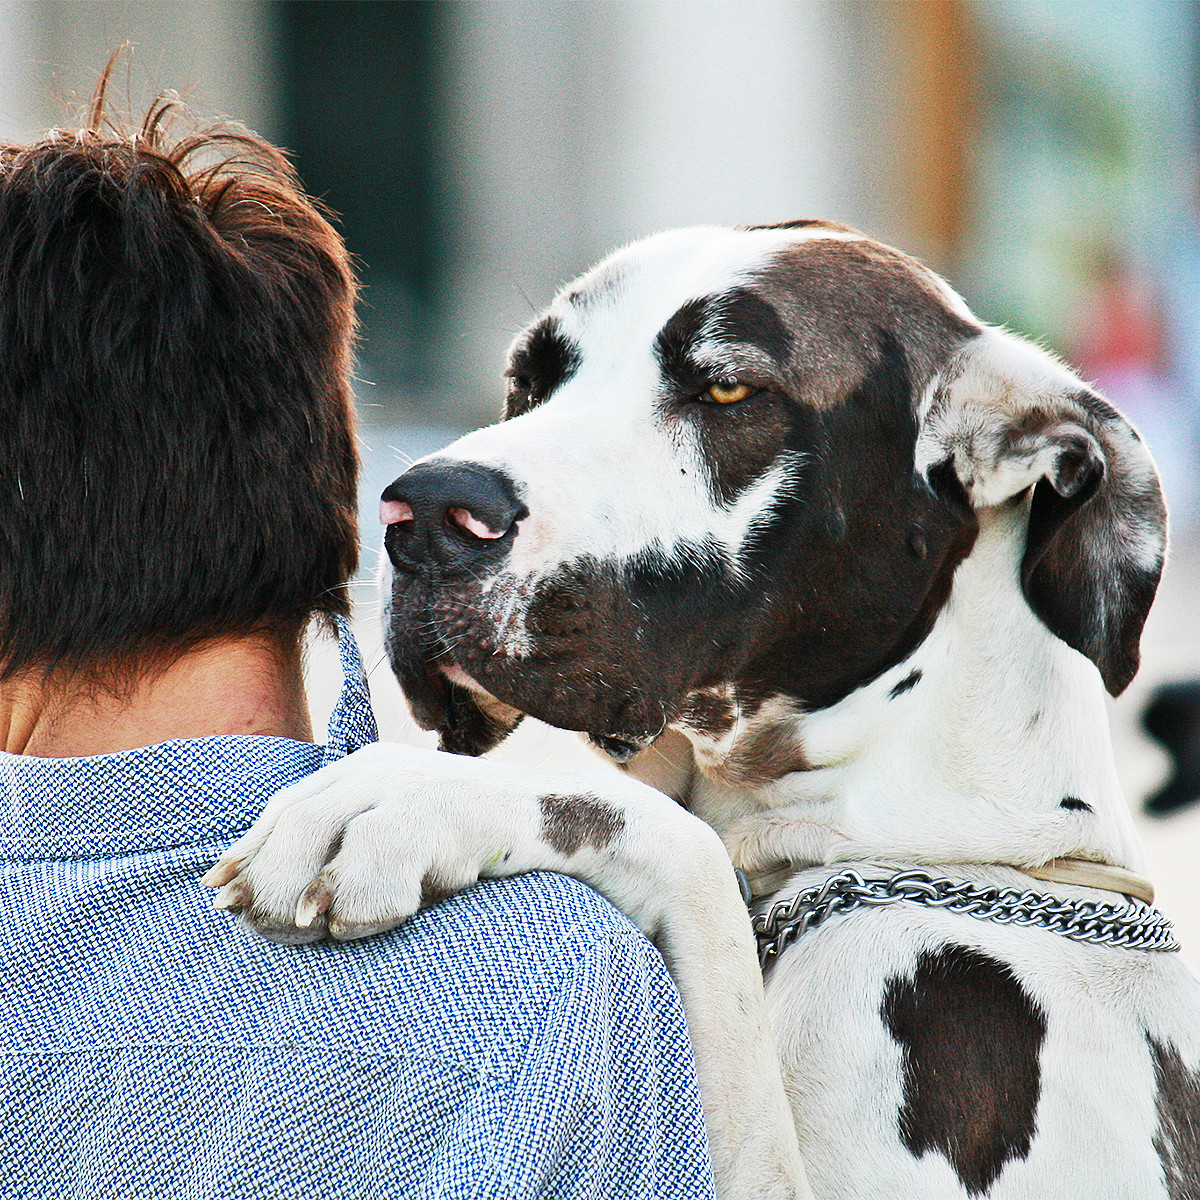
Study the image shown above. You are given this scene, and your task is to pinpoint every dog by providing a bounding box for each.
[206,221,1200,1200]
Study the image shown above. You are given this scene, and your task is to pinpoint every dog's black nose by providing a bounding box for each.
[381,460,525,570]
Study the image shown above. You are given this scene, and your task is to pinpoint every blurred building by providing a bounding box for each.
[0,0,1196,484]
[0,0,982,425]
[966,0,1200,524]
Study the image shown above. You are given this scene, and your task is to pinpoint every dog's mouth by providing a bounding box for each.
[385,560,717,759]
[385,633,523,757]
[394,636,670,761]
[426,661,646,763]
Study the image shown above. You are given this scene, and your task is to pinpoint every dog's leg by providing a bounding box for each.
[204,742,811,1200]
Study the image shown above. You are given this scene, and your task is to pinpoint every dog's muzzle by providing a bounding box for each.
[382,459,525,573]
[378,457,720,758]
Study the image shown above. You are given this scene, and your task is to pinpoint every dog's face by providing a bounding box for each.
[381,222,1165,762]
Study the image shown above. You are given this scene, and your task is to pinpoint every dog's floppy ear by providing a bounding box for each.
[917,329,1166,695]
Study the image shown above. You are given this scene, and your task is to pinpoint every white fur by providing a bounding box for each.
[765,867,1200,1199]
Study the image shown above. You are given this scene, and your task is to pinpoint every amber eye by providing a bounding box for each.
[704,380,753,405]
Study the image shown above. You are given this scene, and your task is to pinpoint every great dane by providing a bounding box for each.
[206,222,1200,1199]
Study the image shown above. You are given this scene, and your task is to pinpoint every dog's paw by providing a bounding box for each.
[201,743,496,943]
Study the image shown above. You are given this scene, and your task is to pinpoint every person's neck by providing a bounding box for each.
[0,635,313,758]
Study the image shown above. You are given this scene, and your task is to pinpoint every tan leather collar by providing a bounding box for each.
[1020,858,1155,905]
[741,857,1156,906]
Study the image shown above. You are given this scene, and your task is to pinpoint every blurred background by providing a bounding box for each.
[1,0,1197,956]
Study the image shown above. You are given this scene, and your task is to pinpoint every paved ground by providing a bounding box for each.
[315,417,1200,965]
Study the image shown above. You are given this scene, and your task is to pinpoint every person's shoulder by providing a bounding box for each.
[325,869,651,1000]
[419,869,641,953]
[230,872,660,1061]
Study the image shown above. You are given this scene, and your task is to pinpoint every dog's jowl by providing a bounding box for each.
[212,222,1200,1200]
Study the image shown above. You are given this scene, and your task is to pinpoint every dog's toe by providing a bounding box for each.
[295,872,334,929]
[211,879,252,912]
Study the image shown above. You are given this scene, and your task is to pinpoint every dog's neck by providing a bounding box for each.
[669,502,1145,876]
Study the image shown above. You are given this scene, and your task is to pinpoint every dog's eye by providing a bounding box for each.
[703,380,754,405]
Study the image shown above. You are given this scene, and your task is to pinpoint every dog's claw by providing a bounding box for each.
[201,858,242,888]
[295,874,334,929]
[328,915,396,942]
[212,879,252,912]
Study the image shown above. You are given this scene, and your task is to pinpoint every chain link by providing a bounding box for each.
[751,867,1180,968]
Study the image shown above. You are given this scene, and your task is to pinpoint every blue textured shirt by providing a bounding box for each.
[0,621,715,1199]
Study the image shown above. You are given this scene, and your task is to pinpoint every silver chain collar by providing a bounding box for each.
[746,867,1181,969]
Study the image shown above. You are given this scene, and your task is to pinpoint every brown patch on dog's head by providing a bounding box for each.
[752,235,978,411]
[741,218,862,236]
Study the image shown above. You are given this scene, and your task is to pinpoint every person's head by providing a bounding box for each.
[0,73,359,690]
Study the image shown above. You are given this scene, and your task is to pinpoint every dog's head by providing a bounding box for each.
[380,223,1166,761]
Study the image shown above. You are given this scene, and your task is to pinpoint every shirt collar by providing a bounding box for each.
[0,616,378,862]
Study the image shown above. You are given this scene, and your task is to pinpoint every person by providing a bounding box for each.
[0,78,715,1199]
[1142,680,1200,816]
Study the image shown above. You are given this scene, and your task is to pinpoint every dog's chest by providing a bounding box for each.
[764,901,1200,1199]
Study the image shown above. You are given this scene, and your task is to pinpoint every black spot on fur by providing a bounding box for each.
[1149,1035,1200,1199]
[654,288,793,395]
[505,316,581,417]
[882,945,1046,1196]
[889,669,922,699]
[540,793,626,855]
[1059,796,1092,813]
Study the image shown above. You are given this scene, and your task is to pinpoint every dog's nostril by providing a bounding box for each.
[447,507,509,540]
[380,499,415,526]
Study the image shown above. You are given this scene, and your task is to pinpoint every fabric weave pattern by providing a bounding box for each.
[0,620,714,1199]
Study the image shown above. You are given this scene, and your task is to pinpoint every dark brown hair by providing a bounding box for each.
[0,68,359,683]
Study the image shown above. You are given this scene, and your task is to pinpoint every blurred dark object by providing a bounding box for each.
[275,1,449,392]
[1142,681,1200,816]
